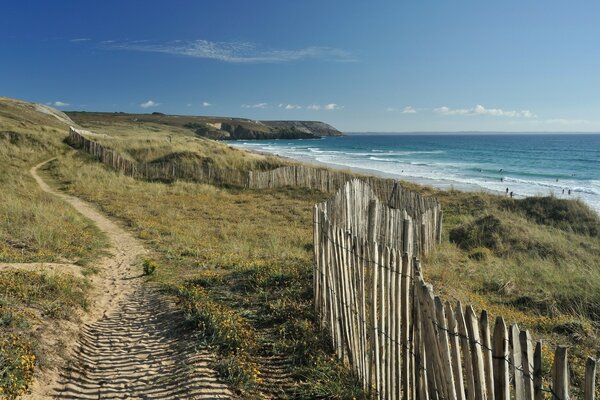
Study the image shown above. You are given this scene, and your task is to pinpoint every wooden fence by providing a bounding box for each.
[251,166,442,254]
[68,127,248,186]
[314,180,598,400]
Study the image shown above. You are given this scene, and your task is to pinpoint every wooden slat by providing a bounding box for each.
[585,357,596,400]
[551,346,569,400]
[465,306,487,400]
[510,324,526,400]
[456,303,477,400]
[445,302,466,400]
[534,341,543,400]
[520,330,535,400]
[434,297,458,400]
[480,311,495,400]
[493,317,510,400]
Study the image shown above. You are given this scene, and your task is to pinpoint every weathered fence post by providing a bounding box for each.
[552,346,570,400]
[584,357,596,400]
[493,317,510,400]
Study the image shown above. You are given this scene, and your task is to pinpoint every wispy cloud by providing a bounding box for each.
[401,106,417,114]
[434,104,534,118]
[140,100,160,108]
[70,38,91,42]
[48,101,70,107]
[202,101,211,107]
[305,103,344,111]
[278,103,302,110]
[242,103,268,109]
[101,39,355,63]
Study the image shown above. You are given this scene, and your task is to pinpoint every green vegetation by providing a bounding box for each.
[142,259,158,276]
[502,195,600,237]
[44,150,366,397]
[426,189,600,389]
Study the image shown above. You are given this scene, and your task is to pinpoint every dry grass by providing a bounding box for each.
[68,114,286,170]
[45,152,368,398]
[3,97,599,396]
[0,98,107,398]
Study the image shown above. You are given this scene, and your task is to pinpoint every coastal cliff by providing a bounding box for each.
[67,112,343,140]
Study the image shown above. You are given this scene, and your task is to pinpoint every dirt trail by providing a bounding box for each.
[24,159,232,399]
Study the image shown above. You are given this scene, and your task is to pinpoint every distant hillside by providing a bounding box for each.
[66,112,343,140]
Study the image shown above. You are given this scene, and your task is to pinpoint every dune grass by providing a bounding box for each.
[3,99,599,396]
[0,99,108,398]
[44,141,600,395]
[44,151,369,398]
[68,116,286,170]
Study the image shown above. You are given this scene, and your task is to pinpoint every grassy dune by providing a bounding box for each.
[0,99,108,398]
[2,98,599,397]
[47,140,600,395]
[43,154,367,398]
[68,112,286,169]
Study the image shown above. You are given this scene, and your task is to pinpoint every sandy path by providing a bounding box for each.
[23,159,232,399]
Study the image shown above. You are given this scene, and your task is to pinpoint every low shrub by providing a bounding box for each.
[502,196,600,237]
[449,215,506,252]
[142,259,158,276]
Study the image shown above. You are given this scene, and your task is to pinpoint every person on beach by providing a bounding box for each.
[568,189,571,195]
[562,189,565,194]
[510,191,514,198]
[506,188,509,195]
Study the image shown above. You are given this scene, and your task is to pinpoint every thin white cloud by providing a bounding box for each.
[70,38,91,42]
[202,101,211,107]
[385,107,396,112]
[140,100,160,108]
[401,106,417,114]
[284,104,302,110]
[242,103,268,109]
[101,39,355,63]
[306,103,344,111]
[434,104,534,118]
[49,101,70,107]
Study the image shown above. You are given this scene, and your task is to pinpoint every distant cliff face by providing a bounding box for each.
[217,120,342,140]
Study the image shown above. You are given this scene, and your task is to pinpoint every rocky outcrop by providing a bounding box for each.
[261,120,342,137]
[215,120,342,140]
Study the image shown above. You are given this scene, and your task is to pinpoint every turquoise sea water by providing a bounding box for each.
[231,133,600,214]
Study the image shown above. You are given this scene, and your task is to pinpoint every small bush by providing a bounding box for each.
[468,246,492,261]
[142,259,158,275]
[176,285,255,354]
[449,215,506,252]
[502,196,600,237]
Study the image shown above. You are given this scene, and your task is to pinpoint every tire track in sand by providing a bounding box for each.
[26,159,232,399]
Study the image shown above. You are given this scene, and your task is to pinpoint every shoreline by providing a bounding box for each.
[230,141,511,197]
[227,137,600,217]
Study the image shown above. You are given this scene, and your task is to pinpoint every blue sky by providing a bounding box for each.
[2,1,600,132]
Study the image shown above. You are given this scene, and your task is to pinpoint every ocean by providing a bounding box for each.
[231,133,600,214]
